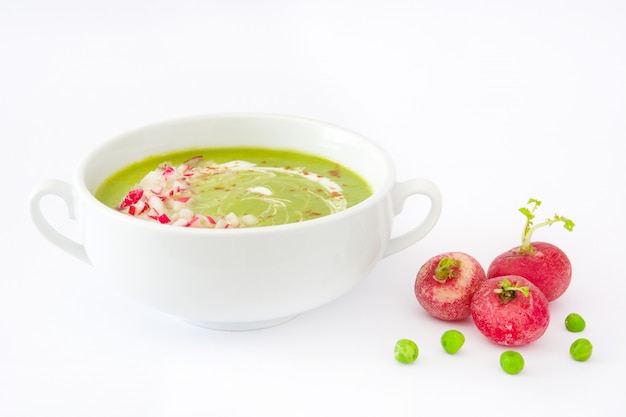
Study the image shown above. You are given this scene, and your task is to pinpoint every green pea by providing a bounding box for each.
[441,330,465,354]
[500,350,524,375]
[565,313,586,332]
[394,339,419,364]
[570,338,593,361]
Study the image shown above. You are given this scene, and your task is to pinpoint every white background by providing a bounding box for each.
[2,0,625,416]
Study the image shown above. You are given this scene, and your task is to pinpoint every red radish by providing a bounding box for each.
[471,276,550,346]
[487,198,575,302]
[414,252,487,321]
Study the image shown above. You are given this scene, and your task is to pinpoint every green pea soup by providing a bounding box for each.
[95,147,373,227]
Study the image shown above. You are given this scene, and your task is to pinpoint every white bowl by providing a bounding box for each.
[30,113,442,330]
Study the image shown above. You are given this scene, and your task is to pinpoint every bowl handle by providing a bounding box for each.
[29,179,90,264]
[383,178,442,258]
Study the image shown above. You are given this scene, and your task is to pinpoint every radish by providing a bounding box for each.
[414,252,487,321]
[487,198,575,302]
[471,276,550,346]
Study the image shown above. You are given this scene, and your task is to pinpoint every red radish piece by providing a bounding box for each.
[150,186,164,195]
[162,165,175,176]
[471,276,550,346]
[183,155,204,165]
[487,198,575,302]
[414,252,487,321]
[119,188,143,209]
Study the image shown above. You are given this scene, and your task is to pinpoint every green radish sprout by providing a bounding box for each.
[433,257,461,283]
[493,279,529,303]
[518,198,575,254]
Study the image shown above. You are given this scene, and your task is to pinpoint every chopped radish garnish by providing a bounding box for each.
[119,188,143,209]
[148,196,165,214]
[162,165,175,176]
[135,201,148,215]
[147,208,159,219]
[224,212,240,227]
[115,155,347,229]
[171,218,189,227]
[241,214,259,226]
[178,208,194,220]
[215,218,229,228]
[184,155,204,165]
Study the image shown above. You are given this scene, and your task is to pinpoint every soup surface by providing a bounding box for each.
[95,147,372,228]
